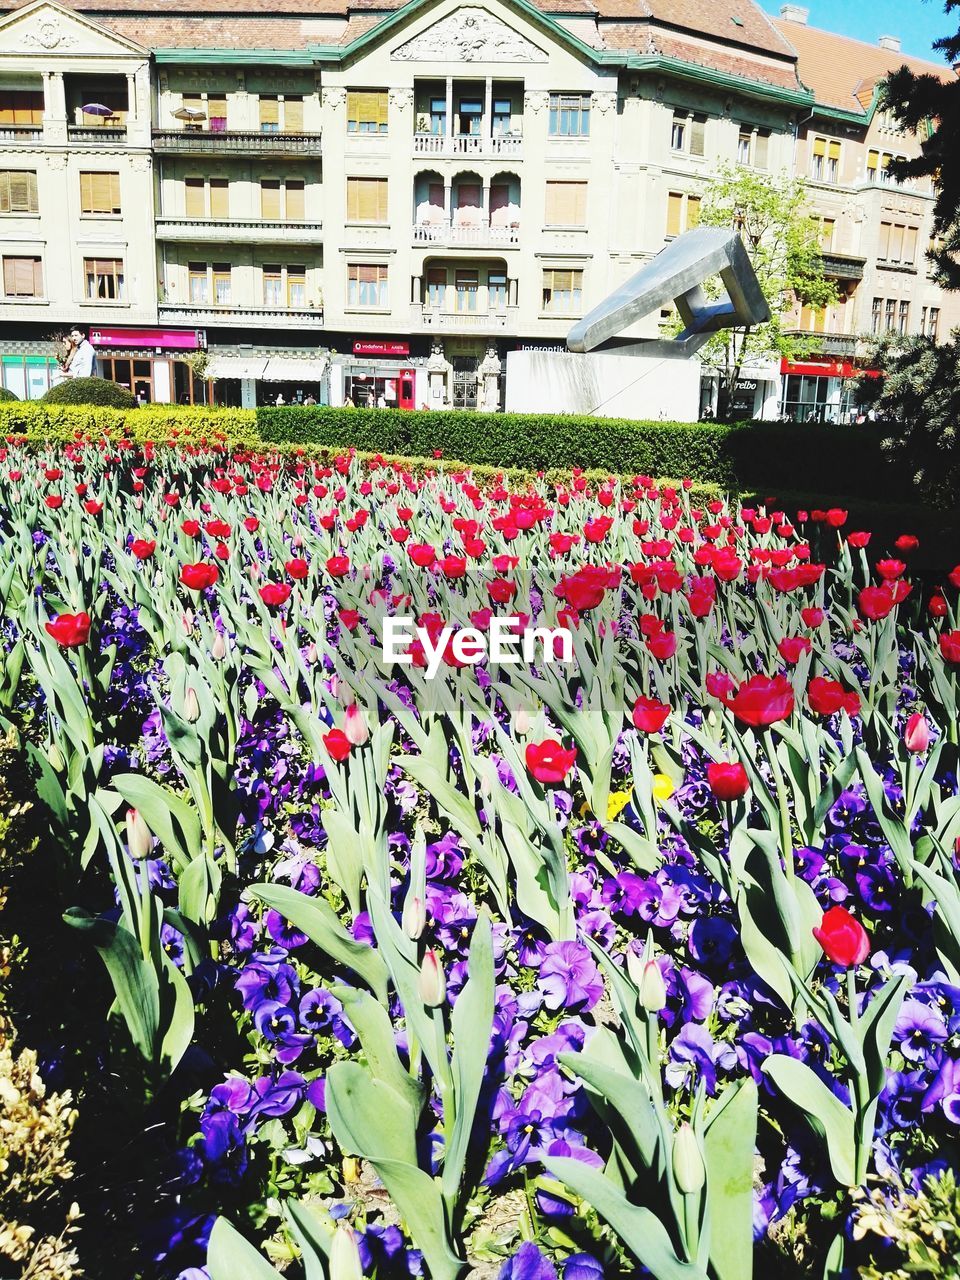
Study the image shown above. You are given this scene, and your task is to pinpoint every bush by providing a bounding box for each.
[40,377,138,409]
[0,387,17,402]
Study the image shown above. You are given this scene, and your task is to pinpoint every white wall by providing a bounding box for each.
[505,349,700,421]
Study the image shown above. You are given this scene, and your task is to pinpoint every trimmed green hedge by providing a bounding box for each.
[0,401,896,499]
[41,376,138,408]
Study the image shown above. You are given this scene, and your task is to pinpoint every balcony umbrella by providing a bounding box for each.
[173,106,206,121]
[81,103,116,116]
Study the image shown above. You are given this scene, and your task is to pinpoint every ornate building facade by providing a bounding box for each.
[0,0,954,413]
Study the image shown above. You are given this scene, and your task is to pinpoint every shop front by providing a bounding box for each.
[90,326,210,404]
[204,352,330,408]
[779,358,877,424]
[329,342,423,410]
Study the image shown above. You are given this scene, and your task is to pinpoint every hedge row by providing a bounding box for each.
[0,402,896,499]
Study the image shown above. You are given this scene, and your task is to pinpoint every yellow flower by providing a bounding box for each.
[342,1156,360,1183]
[652,773,675,804]
[606,790,631,821]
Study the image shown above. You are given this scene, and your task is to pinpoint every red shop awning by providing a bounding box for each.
[780,358,880,379]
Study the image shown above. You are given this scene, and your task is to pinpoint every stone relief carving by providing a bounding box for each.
[592,91,617,114]
[523,90,549,113]
[388,88,414,110]
[45,153,69,169]
[392,8,548,63]
[21,14,77,49]
[322,87,347,109]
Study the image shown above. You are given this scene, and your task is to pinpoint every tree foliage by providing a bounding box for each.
[882,1,960,289]
[692,166,838,415]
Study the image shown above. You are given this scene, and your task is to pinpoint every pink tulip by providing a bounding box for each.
[904,712,931,754]
[343,701,369,746]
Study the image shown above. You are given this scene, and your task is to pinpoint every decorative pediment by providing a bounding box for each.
[0,1,147,57]
[391,6,548,63]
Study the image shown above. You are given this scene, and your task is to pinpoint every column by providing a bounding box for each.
[412,274,423,305]
[483,76,492,143]
[445,78,453,141]
[481,181,490,232]
[126,73,138,123]
[443,182,452,223]
[508,277,518,307]
[42,71,67,144]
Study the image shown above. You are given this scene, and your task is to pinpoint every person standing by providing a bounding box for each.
[67,328,96,379]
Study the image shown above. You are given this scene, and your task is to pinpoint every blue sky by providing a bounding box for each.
[758,0,952,62]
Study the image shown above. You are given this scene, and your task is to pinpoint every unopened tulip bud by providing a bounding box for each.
[639,960,668,1012]
[418,949,446,1006]
[344,701,369,746]
[305,642,318,665]
[183,686,200,723]
[362,563,373,581]
[211,632,228,660]
[513,704,532,735]
[402,893,426,940]
[126,807,152,860]
[904,712,931,754]
[46,742,65,772]
[329,1222,363,1280]
[672,1122,706,1194]
[293,531,304,548]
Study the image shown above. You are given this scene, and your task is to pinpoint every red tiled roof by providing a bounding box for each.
[772,17,955,113]
[597,0,796,59]
[598,20,801,89]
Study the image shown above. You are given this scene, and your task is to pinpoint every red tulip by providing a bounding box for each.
[338,608,361,631]
[84,500,103,516]
[706,670,736,700]
[44,494,63,509]
[949,565,960,591]
[45,611,91,647]
[939,631,960,665]
[181,519,201,538]
[894,535,918,553]
[180,562,219,591]
[724,674,794,728]
[813,905,869,968]
[130,539,156,560]
[801,607,825,628]
[929,594,948,618]
[407,543,436,568]
[259,583,291,607]
[632,696,670,734]
[646,629,678,660]
[326,555,350,578]
[875,558,906,581]
[323,728,352,762]
[858,585,899,621]
[707,761,749,802]
[777,636,812,665]
[285,557,309,580]
[904,712,931,754]
[244,516,260,533]
[825,508,847,528]
[807,676,861,717]
[525,739,577,785]
[847,531,871,549]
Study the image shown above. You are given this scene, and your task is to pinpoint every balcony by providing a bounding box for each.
[67,126,126,144]
[156,217,323,245]
[0,125,42,146]
[415,305,516,333]
[158,303,323,330]
[821,251,867,281]
[784,330,860,357]
[413,133,522,159]
[152,130,323,157]
[413,220,520,249]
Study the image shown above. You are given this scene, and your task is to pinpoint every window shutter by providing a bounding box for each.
[284,96,303,132]
[828,140,841,161]
[184,178,204,216]
[207,95,227,128]
[260,96,279,126]
[813,137,826,157]
[690,116,705,156]
[261,179,281,219]
[878,222,890,259]
[285,179,305,220]
[375,92,389,128]
[3,256,40,296]
[348,177,387,221]
[903,226,918,264]
[347,92,361,126]
[0,171,37,213]
[666,192,683,237]
[754,130,770,168]
[867,148,879,170]
[546,181,586,226]
[686,195,701,229]
[208,178,228,218]
[889,223,905,262]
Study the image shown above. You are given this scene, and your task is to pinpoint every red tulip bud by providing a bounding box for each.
[418,949,446,1006]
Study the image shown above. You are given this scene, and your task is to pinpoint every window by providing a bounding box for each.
[488,269,508,308]
[812,216,835,251]
[346,176,388,222]
[285,179,305,220]
[208,95,227,132]
[867,149,907,184]
[80,171,121,215]
[263,264,282,307]
[84,257,124,300]
[0,91,44,126]
[799,304,826,333]
[348,263,388,307]
[283,97,304,133]
[287,266,306,308]
[878,222,919,264]
[810,137,841,183]
[210,178,229,219]
[871,297,882,334]
[0,170,38,214]
[545,180,587,227]
[188,261,208,304]
[737,127,770,168]
[738,129,751,164]
[347,91,388,134]
[885,299,896,331]
[457,99,483,136]
[542,267,583,314]
[671,112,706,156]
[665,191,700,238]
[903,226,918,265]
[928,307,940,341]
[549,93,590,137]
[261,179,281,220]
[426,267,446,307]
[260,96,279,133]
[493,98,512,135]
[898,300,910,334]
[429,97,446,135]
[454,269,478,312]
[2,255,42,297]
[213,263,231,305]
[889,224,905,263]
[185,177,205,217]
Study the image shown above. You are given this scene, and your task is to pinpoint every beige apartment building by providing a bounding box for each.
[0,0,954,413]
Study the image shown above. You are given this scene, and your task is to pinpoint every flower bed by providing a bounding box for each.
[0,437,959,1279]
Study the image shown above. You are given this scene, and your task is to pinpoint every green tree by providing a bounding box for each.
[692,165,838,418]
[882,2,960,289]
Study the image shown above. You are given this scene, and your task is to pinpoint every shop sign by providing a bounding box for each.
[88,327,206,351]
[353,341,410,357]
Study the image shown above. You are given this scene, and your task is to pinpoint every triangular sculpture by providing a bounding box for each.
[567,227,770,360]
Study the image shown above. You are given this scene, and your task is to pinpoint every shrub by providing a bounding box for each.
[0,387,17,402]
[40,378,138,409]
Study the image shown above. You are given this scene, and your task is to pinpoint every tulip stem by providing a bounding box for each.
[763,729,794,879]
